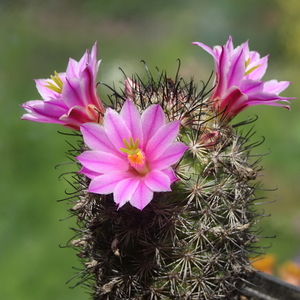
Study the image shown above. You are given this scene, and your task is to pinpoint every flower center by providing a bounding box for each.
[45,71,63,94]
[120,137,149,175]
[244,58,261,76]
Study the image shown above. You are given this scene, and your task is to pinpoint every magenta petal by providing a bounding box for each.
[263,80,291,94]
[114,177,140,208]
[214,46,230,96]
[246,99,290,108]
[79,67,99,107]
[141,104,165,144]
[146,121,180,161]
[77,52,89,72]
[62,77,85,107]
[89,43,99,69]
[35,78,63,100]
[66,58,79,78]
[21,100,68,124]
[246,55,268,80]
[248,50,260,62]
[240,80,264,94]
[227,49,245,87]
[161,167,178,184]
[220,87,248,117]
[104,108,131,151]
[77,66,104,111]
[65,43,99,79]
[21,113,63,124]
[192,42,217,60]
[88,173,128,194]
[60,106,91,128]
[21,100,67,116]
[149,142,188,170]
[144,170,172,191]
[79,166,100,179]
[76,151,128,173]
[227,36,235,51]
[130,182,154,210]
[246,91,290,102]
[120,100,143,147]
[80,123,118,154]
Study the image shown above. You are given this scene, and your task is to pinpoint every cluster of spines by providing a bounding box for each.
[61,67,266,299]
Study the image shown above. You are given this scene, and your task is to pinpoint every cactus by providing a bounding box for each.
[64,69,264,300]
[21,38,293,300]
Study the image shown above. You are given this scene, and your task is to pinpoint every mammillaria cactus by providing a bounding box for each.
[21,37,293,299]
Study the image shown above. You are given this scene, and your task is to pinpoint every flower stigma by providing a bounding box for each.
[120,137,149,175]
[45,71,63,93]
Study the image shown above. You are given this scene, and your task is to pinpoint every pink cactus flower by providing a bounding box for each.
[76,99,188,210]
[21,43,105,130]
[192,36,293,120]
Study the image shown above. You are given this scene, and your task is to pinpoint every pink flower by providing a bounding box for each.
[21,43,105,130]
[192,37,293,120]
[76,100,188,210]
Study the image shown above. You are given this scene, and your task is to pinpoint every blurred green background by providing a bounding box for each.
[1,0,299,299]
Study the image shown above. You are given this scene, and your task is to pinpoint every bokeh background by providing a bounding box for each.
[1,0,299,299]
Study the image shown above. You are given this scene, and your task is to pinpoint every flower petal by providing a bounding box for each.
[263,80,291,95]
[246,55,268,80]
[120,100,143,147]
[60,106,93,130]
[88,173,129,194]
[146,120,180,161]
[214,46,230,96]
[160,167,178,184]
[144,170,172,191]
[77,151,128,173]
[62,77,85,107]
[219,87,248,117]
[104,108,131,152]
[80,123,120,155]
[114,177,140,208]
[227,48,245,87]
[192,42,217,60]
[78,67,101,108]
[141,104,165,145]
[240,80,264,94]
[149,142,188,170]
[35,78,64,101]
[21,100,67,124]
[79,166,100,179]
[130,182,154,210]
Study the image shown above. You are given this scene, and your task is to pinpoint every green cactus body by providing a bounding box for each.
[67,69,263,300]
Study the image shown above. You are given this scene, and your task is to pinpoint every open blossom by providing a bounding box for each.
[76,99,188,210]
[21,43,105,130]
[193,36,293,120]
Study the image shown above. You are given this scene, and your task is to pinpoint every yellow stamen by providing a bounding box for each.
[120,137,139,155]
[44,71,63,93]
[120,137,149,175]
